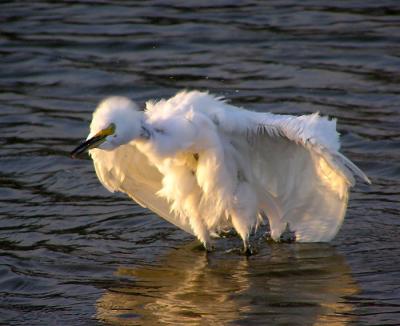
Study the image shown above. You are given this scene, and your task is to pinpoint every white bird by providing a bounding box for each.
[71,90,370,252]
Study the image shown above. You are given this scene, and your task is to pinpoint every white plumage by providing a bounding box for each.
[71,90,370,251]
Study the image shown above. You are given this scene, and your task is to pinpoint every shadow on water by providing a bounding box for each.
[96,242,358,325]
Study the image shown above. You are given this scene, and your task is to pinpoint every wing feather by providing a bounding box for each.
[242,115,367,241]
[189,92,369,242]
[89,145,195,235]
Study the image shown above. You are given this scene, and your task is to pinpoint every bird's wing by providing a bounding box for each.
[201,96,369,242]
[89,144,195,235]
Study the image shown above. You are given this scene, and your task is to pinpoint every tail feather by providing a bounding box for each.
[318,146,370,186]
[336,152,371,185]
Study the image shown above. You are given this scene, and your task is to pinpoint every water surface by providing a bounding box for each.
[1,1,400,325]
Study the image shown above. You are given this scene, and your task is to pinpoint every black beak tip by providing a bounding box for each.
[70,146,84,159]
[70,135,103,159]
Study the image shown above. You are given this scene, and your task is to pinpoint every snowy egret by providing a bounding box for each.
[71,91,370,251]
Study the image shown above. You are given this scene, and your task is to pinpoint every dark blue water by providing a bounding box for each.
[1,1,400,325]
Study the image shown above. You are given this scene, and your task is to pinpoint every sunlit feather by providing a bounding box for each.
[74,90,370,250]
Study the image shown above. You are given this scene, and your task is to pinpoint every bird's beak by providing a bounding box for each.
[70,134,106,159]
[71,124,115,159]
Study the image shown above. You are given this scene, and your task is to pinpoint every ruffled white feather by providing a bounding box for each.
[88,90,369,247]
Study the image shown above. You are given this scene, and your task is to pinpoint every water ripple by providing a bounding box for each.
[1,1,399,325]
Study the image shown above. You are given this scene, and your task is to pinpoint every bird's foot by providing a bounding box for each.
[242,243,257,256]
[203,241,215,252]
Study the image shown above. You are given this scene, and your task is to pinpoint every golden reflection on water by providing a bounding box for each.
[96,243,358,325]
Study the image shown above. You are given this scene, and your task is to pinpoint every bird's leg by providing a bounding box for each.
[202,240,214,252]
[242,238,256,256]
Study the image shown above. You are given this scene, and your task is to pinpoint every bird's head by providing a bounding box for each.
[71,96,145,158]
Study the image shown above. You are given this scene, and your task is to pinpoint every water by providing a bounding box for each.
[1,1,399,325]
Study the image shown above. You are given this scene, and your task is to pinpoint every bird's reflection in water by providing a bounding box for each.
[96,242,358,325]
